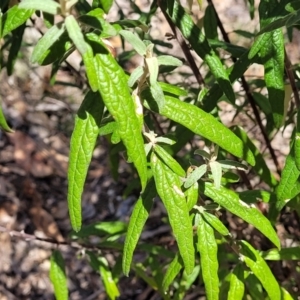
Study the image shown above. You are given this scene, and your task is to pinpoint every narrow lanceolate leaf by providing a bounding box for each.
[98,257,120,300]
[270,144,300,220]
[202,211,230,236]
[184,165,207,189]
[260,29,285,128]
[197,214,219,300]
[119,30,146,56]
[88,252,120,300]
[157,55,182,67]
[262,247,300,261]
[31,24,66,64]
[68,91,104,232]
[153,144,185,177]
[160,0,235,103]
[151,152,195,274]
[92,39,148,191]
[162,254,183,292]
[123,180,156,276]
[65,15,89,55]
[0,104,13,132]
[18,0,60,15]
[209,161,222,189]
[144,93,255,166]
[240,240,281,300]
[1,5,34,38]
[228,264,245,300]
[185,182,199,211]
[49,250,68,300]
[201,182,280,249]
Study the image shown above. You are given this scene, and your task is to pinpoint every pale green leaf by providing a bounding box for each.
[201,182,280,248]
[119,30,146,56]
[149,82,165,112]
[49,250,68,300]
[2,5,34,38]
[151,152,195,274]
[155,136,176,145]
[240,240,281,300]
[128,66,144,87]
[65,15,89,55]
[157,55,182,67]
[68,91,104,232]
[209,161,222,189]
[197,214,219,300]
[217,160,248,171]
[18,0,60,15]
[123,180,156,276]
[31,24,66,64]
[184,165,207,189]
[194,149,211,160]
[146,57,159,86]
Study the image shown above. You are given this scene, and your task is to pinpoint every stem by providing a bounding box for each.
[208,0,281,175]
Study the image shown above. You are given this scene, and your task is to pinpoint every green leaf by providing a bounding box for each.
[209,161,222,189]
[68,91,104,232]
[159,82,188,97]
[157,55,182,67]
[119,30,146,56]
[31,23,66,64]
[90,37,148,191]
[232,126,277,187]
[204,4,218,40]
[146,57,159,86]
[18,0,60,15]
[270,144,300,220]
[260,29,285,128]
[184,165,207,189]
[71,221,127,238]
[185,182,199,211]
[161,0,235,103]
[262,247,300,260]
[143,93,255,166]
[65,15,89,55]
[128,66,144,87]
[149,81,166,112]
[151,152,195,274]
[122,179,156,276]
[202,211,230,236]
[49,250,68,300]
[92,0,114,13]
[0,103,13,132]
[162,254,183,292]
[197,214,219,300]
[153,144,185,177]
[1,5,33,38]
[239,240,281,300]
[88,252,120,300]
[201,182,281,249]
[228,264,245,300]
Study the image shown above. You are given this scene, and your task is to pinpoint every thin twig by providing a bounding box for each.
[208,0,281,175]
[157,0,205,87]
